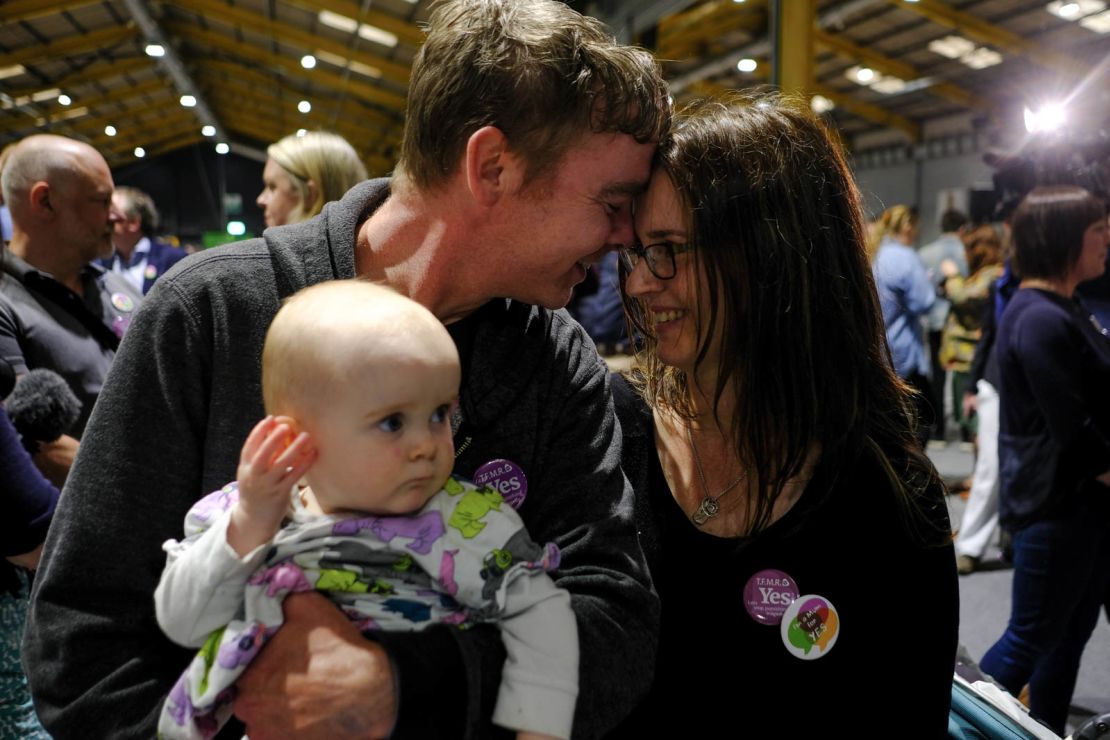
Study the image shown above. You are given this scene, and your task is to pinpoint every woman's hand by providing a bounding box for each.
[940,258,959,279]
[228,416,316,557]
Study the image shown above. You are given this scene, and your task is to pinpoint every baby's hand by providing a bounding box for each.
[228,416,316,557]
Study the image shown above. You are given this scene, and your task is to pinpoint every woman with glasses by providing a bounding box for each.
[609,94,958,736]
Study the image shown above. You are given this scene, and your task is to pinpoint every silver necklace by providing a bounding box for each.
[686,423,745,526]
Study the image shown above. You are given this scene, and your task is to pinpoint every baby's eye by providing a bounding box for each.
[430,404,452,424]
[377,414,403,433]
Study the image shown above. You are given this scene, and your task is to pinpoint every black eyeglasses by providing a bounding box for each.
[618,241,693,280]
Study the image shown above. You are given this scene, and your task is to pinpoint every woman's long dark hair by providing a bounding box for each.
[623,92,946,543]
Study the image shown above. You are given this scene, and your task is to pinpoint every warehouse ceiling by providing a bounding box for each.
[2,0,1109,173]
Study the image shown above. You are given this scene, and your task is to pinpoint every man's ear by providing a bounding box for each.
[28,182,54,220]
[464,126,523,207]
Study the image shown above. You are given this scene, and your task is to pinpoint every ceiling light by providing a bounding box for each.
[301,54,316,69]
[1080,8,1110,30]
[57,93,71,105]
[145,44,165,57]
[312,49,382,79]
[134,147,146,158]
[736,58,758,73]
[870,76,906,94]
[0,64,26,80]
[1046,0,1105,19]
[1024,103,1067,133]
[810,95,835,114]
[318,10,358,33]
[855,67,875,83]
[31,88,60,103]
[180,95,197,107]
[298,100,312,113]
[297,128,307,137]
[961,48,1003,69]
[357,24,398,47]
[105,125,117,136]
[215,142,230,154]
[202,125,216,137]
[928,35,976,59]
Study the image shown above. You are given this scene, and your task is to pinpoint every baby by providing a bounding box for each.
[154,280,577,740]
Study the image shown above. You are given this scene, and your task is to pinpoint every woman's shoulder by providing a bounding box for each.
[610,371,652,439]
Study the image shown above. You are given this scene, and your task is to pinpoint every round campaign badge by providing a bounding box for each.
[473,458,528,509]
[111,315,131,339]
[111,292,135,312]
[780,594,840,660]
[144,264,159,280]
[743,569,799,625]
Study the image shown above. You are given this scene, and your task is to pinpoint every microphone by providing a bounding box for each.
[3,367,82,454]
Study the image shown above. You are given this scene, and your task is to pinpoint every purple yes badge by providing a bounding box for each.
[743,569,800,625]
[473,458,528,509]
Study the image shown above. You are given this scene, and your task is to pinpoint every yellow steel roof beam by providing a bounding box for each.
[0,0,99,25]
[812,84,921,141]
[284,0,425,49]
[657,1,766,61]
[889,0,1086,79]
[200,59,401,134]
[4,25,136,68]
[166,22,407,113]
[5,58,153,95]
[814,28,982,110]
[174,0,410,87]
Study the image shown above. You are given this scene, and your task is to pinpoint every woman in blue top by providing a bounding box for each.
[979,185,1110,734]
[869,205,938,445]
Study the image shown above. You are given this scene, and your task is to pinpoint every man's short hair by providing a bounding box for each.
[396,0,669,191]
[1011,185,1106,280]
[115,186,160,236]
[940,209,968,233]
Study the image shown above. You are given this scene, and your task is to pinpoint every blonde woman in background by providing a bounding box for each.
[869,204,937,446]
[256,131,368,227]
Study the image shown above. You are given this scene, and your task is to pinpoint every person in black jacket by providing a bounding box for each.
[979,185,1110,734]
[609,94,958,737]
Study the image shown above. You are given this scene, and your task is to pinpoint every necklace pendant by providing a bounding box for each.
[692,497,720,526]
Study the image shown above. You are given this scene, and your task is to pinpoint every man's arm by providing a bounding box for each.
[24,278,221,739]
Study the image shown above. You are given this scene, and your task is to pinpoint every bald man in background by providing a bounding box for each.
[0,134,142,484]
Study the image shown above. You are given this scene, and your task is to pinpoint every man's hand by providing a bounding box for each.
[234,592,397,740]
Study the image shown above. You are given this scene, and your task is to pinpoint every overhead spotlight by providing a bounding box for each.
[145,44,165,57]
[134,147,146,158]
[215,142,230,154]
[104,125,117,136]
[58,93,72,105]
[301,55,316,69]
[180,95,197,107]
[855,67,876,83]
[298,100,312,113]
[1024,103,1067,133]
[202,125,216,137]
[296,128,308,137]
[736,58,758,73]
[811,95,835,114]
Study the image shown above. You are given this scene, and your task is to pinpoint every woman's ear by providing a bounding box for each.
[305,179,320,211]
[464,126,523,208]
